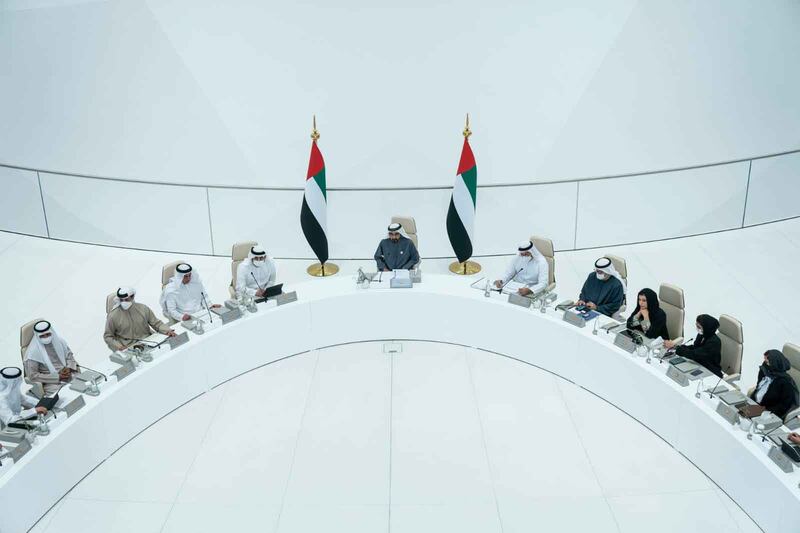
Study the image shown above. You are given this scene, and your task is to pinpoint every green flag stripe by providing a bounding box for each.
[312,168,327,200]
[459,166,477,206]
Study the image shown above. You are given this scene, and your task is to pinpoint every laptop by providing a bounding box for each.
[255,283,283,303]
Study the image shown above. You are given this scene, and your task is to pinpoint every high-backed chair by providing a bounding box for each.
[530,235,555,287]
[718,314,743,384]
[781,343,800,423]
[19,318,44,378]
[605,254,628,317]
[391,216,420,269]
[230,241,258,297]
[658,283,685,340]
[106,292,117,314]
[161,260,184,289]
[785,343,800,392]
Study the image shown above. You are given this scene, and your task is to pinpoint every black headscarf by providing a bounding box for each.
[761,349,800,408]
[628,288,660,317]
[694,314,719,346]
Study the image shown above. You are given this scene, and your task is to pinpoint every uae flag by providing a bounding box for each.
[301,139,329,264]
[446,137,477,263]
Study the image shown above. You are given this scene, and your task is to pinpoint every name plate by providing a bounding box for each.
[10,439,32,463]
[715,401,740,425]
[666,365,689,387]
[0,428,27,444]
[112,361,136,382]
[390,278,413,289]
[276,291,298,305]
[768,445,795,473]
[168,331,190,349]
[74,370,104,383]
[63,395,86,417]
[221,306,243,324]
[508,292,532,308]
[613,333,637,353]
[562,311,586,328]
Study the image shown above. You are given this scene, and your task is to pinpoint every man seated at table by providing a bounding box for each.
[104,287,176,352]
[23,320,80,395]
[374,222,419,272]
[235,245,278,298]
[0,367,47,428]
[577,257,625,317]
[160,263,221,322]
[493,240,549,296]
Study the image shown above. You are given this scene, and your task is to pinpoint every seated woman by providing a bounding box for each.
[749,349,799,420]
[665,314,722,377]
[626,288,669,340]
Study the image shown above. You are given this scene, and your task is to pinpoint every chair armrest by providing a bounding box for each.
[723,373,741,384]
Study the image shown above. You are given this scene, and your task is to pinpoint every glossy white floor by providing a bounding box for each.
[32,341,759,533]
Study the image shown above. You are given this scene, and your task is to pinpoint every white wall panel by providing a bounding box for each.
[208,188,305,258]
[744,153,800,226]
[574,162,749,249]
[473,182,577,254]
[0,167,48,236]
[40,174,213,254]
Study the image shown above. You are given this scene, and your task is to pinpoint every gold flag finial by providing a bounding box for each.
[463,113,472,139]
[311,115,320,141]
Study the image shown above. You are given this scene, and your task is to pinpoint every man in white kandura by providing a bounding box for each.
[236,245,277,298]
[0,367,47,428]
[24,320,80,395]
[160,263,221,322]
[494,240,549,296]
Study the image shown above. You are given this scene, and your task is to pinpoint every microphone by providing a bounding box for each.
[761,423,784,443]
[78,365,108,382]
[707,373,725,399]
[121,336,169,348]
[200,291,213,324]
[497,267,525,293]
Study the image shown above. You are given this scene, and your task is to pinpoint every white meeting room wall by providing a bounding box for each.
[0,155,796,259]
[1,0,799,188]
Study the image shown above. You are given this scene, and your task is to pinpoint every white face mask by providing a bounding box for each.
[40,336,53,345]
[120,301,133,310]
[697,327,703,336]
[596,272,607,281]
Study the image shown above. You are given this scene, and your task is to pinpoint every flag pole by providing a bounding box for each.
[305,115,339,277]
[449,113,481,275]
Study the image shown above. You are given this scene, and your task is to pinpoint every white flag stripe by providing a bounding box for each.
[304,178,327,234]
[452,176,474,241]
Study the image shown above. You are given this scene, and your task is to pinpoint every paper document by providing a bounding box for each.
[393,269,410,280]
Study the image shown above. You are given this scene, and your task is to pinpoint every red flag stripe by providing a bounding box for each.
[306,140,325,179]
[456,138,475,175]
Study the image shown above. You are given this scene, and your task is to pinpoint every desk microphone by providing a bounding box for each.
[121,336,169,348]
[250,272,265,294]
[77,365,108,382]
[200,291,213,323]
[497,267,524,293]
[708,373,725,399]
[761,424,783,443]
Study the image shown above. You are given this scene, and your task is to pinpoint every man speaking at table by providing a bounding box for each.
[494,240,549,296]
[374,222,419,272]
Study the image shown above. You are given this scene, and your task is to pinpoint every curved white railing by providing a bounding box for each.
[1,148,799,258]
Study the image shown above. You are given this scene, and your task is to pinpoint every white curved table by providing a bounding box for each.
[1,274,798,533]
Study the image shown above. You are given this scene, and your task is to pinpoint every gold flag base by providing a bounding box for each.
[306,262,339,277]
[448,260,481,275]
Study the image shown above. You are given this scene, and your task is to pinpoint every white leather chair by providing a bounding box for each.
[530,235,555,289]
[229,241,258,297]
[718,314,743,384]
[391,216,420,269]
[105,292,117,314]
[658,283,685,340]
[19,318,46,396]
[161,260,184,290]
[160,260,185,324]
[605,254,628,318]
[782,343,800,423]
